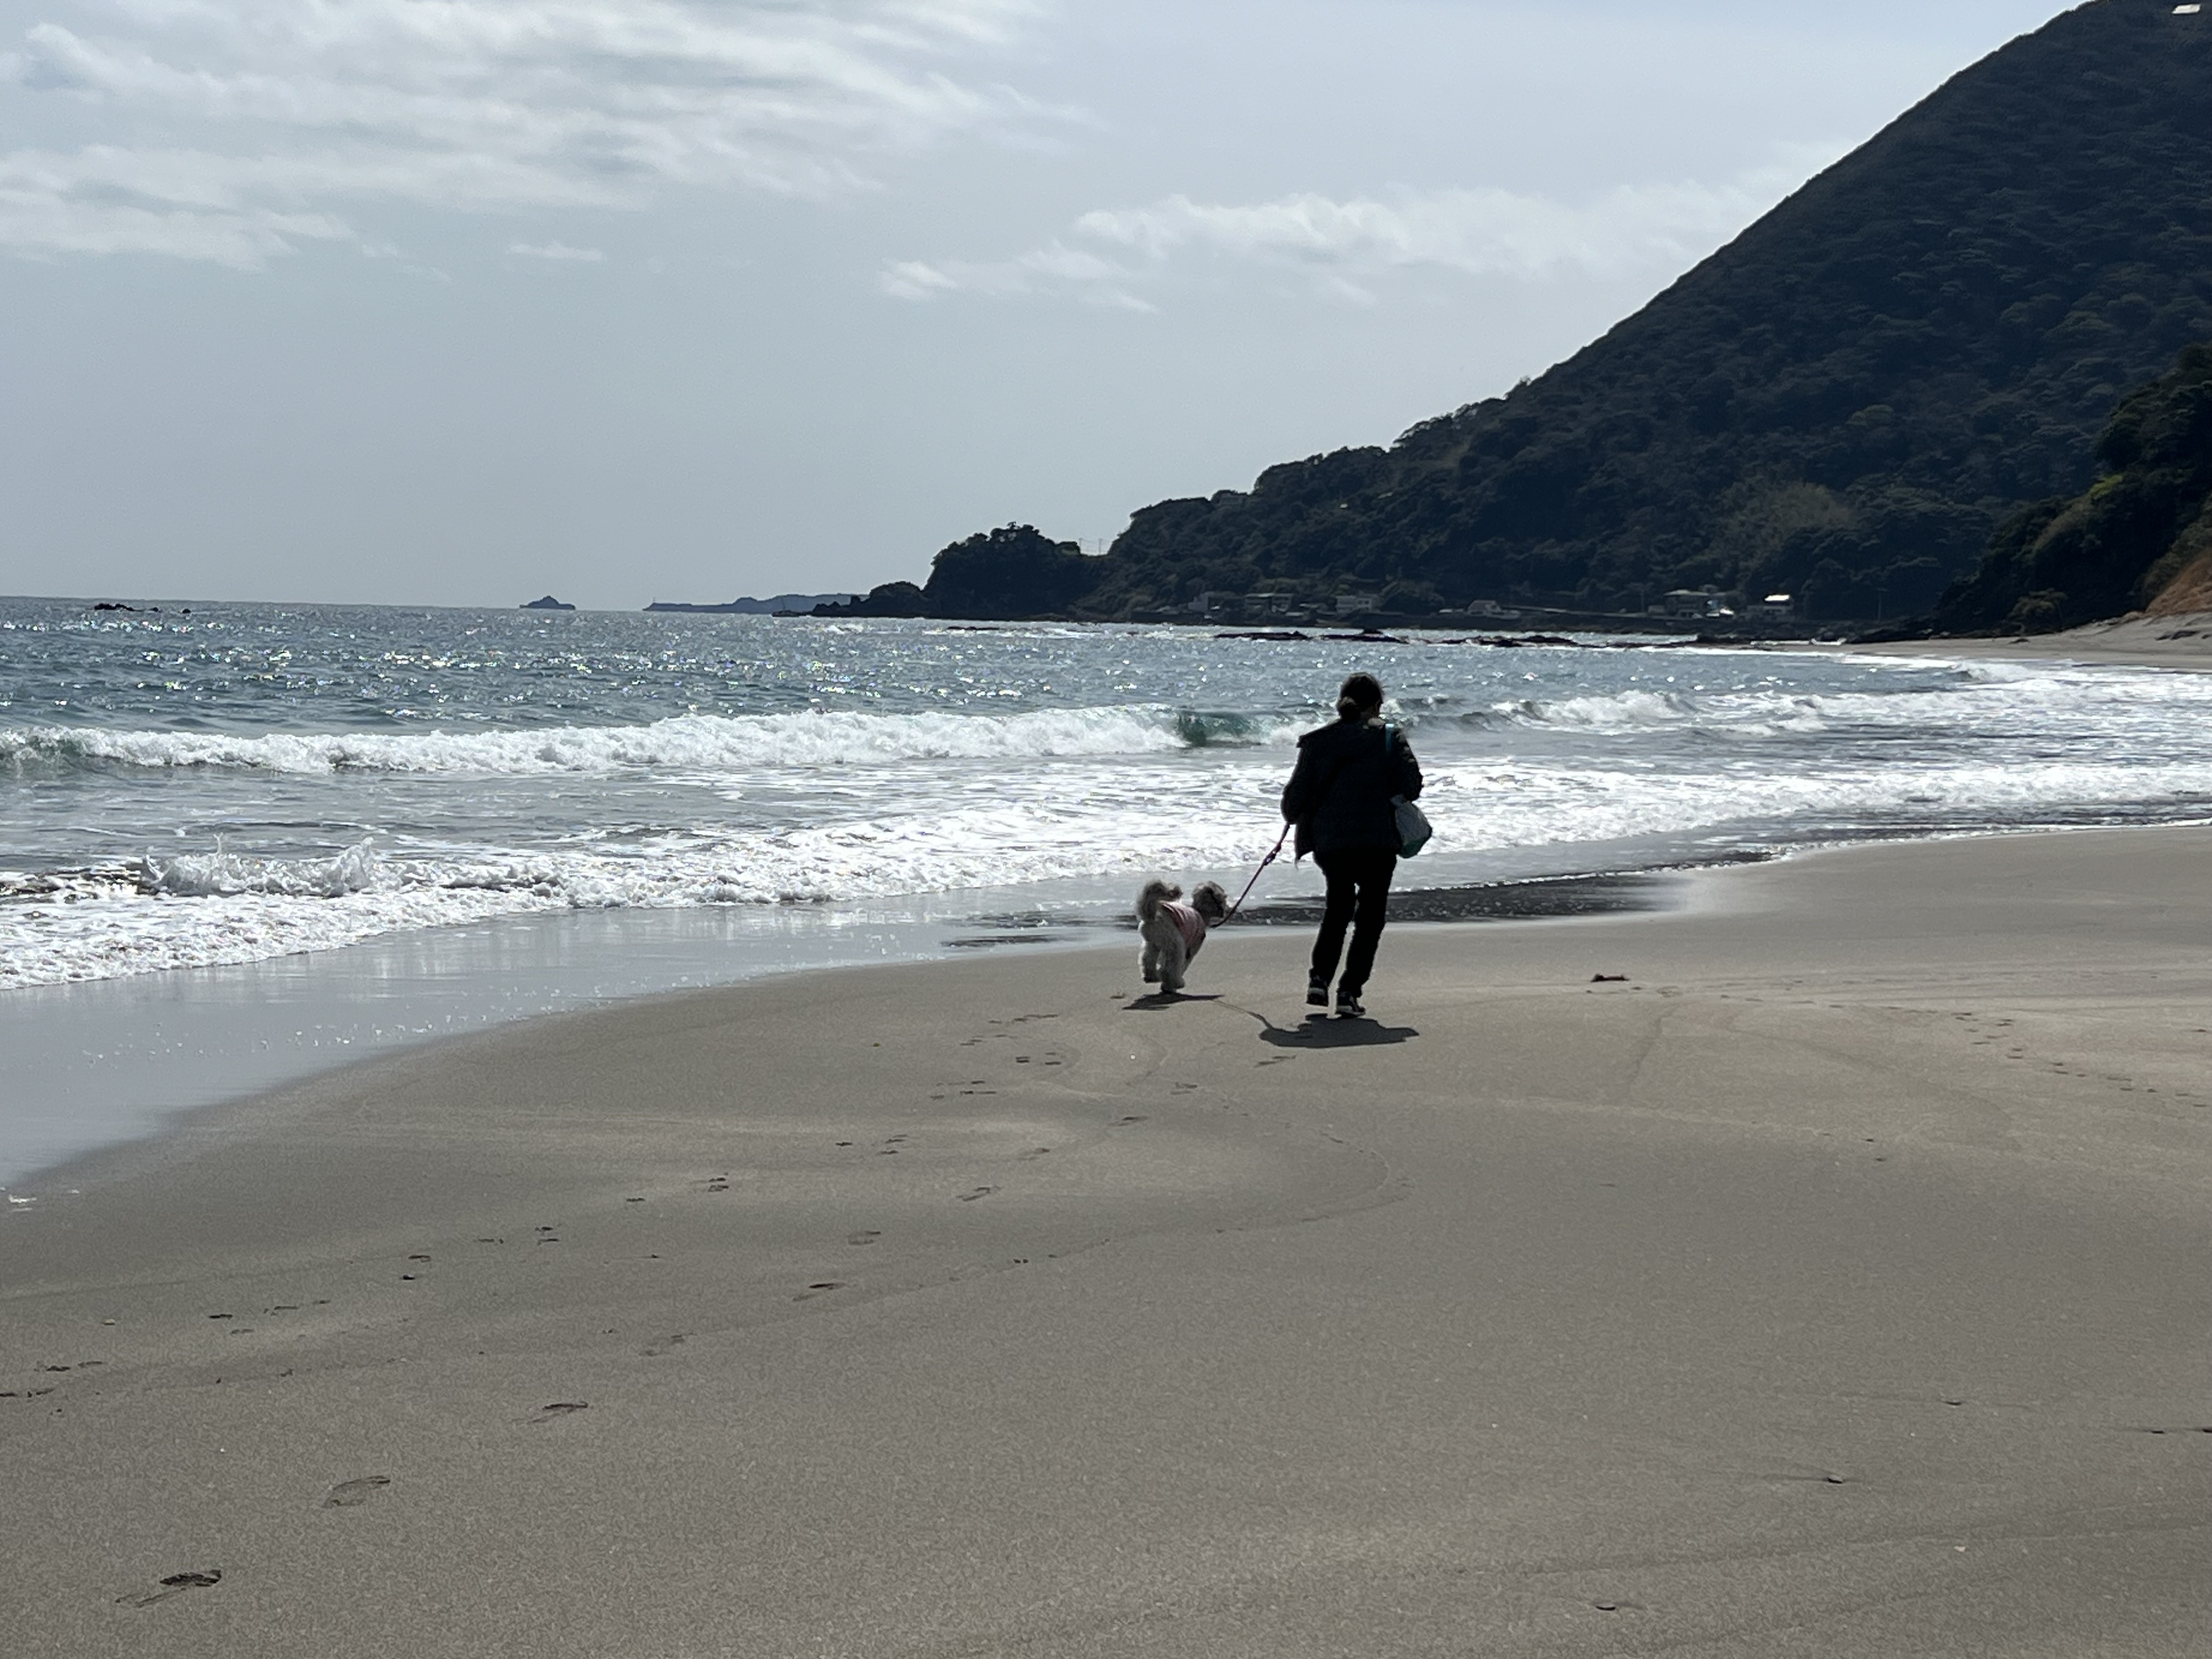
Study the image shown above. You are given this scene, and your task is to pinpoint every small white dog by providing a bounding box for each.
[1135,878,1229,994]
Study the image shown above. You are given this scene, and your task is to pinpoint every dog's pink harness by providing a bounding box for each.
[1161,902,1208,958]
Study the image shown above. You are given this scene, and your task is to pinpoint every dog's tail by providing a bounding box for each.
[1135,878,1181,923]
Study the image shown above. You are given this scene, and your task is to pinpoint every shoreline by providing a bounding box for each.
[8,622,2212,1220]
[5,823,2205,1655]
[1811,607,2212,672]
[0,861,1698,1193]
[10,810,2210,1196]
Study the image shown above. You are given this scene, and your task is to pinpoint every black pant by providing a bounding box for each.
[1311,849,1396,996]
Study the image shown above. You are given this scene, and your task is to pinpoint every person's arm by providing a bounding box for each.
[1281,738,1319,822]
[1390,730,1423,801]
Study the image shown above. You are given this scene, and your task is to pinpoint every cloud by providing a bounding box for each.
[881,241,1153,310]
[510,240,603,261]
[0,0,1048,266]
[882,150,1844,307]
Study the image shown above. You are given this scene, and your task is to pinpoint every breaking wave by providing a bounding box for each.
[142,839,381,899]
[0,704,1285,778]
[1472,670,2212,740]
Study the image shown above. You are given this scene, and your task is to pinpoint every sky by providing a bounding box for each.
[0,0,2074,609]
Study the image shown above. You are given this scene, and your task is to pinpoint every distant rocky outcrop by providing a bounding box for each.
[815,581,929,618]
[645,592,856,614]
[813,527,1103,620]
[521,595,575,611]
[1935,339,2212,633]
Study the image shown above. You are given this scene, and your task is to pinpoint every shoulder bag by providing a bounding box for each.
[1384,726,1433,857]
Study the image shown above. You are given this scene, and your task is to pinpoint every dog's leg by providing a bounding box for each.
[1140,939,1161,983]
[1159,933,1187,995]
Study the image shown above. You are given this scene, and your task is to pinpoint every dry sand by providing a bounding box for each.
[4,826,2209,1657]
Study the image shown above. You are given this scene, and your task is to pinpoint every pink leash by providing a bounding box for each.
[1222,825,1291,924]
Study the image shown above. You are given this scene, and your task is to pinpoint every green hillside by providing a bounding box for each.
[862,1,2212,625]
[1934,340,2212,632]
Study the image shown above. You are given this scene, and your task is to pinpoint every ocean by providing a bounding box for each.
[5,596,2211,1184]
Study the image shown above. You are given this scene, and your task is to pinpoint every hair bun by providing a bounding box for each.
[1336,673,1384,718]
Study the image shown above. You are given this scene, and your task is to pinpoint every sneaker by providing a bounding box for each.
[1335,991,1366,1019]
[1306,975,1330,1007]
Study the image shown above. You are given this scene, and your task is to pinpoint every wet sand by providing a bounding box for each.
[4,826,2208,1657]
[1842,607,2212,671]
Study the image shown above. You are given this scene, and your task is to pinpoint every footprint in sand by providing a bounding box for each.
[846,1229,881,1246]
[640,1334,687,1356]
[1016,1147,1052,1161]
[794,1281,848,1301]
[529,1401,588,1425]
[116,1570,222,1607]
[321,1476,391,1509]
[958,1186,997,1203]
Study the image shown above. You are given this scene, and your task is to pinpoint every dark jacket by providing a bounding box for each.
[1281,716,1423,858]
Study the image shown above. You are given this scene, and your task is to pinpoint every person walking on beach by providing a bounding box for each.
[1281,673,1423,1018]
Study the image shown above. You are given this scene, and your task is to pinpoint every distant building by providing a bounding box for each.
[1660,586,1731,619]
[1748,592,1796,619]
[1334,592,1380,616]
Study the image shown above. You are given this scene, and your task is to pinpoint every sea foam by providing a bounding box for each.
[143,839,380,898]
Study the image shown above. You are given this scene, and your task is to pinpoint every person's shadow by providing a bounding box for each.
[1256,1012,1419,1049]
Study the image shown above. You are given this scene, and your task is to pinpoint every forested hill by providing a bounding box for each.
[1011,0,2212,624]
[1934,339,2212,633]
